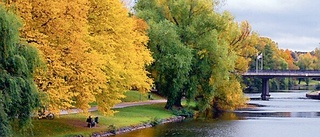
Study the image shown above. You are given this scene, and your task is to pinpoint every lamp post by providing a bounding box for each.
[256,53,263,72]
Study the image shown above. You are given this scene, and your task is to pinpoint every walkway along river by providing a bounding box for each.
[116,90,320,137]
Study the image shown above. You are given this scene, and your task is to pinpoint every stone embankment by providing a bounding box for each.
[90,116,185,137]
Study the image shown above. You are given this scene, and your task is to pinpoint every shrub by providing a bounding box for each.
[172,108,194,118]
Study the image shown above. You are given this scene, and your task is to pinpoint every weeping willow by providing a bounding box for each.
[0,5,42,137]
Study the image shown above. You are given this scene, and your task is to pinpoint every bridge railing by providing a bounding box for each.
[247,70,320,73]
[244,70,320,78]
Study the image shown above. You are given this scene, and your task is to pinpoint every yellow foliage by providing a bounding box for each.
[218,12,258,73]
[5,0,98,113]
[5,0,153,115]
[213,76,247,110]
[279,49,299,70]
[88,0,153,114]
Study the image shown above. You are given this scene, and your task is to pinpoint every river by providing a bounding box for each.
[116,91,320,137]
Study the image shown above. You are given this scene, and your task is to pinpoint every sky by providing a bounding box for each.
[220,0,320,52]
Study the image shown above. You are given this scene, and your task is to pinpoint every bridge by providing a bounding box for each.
[242,70,320,100]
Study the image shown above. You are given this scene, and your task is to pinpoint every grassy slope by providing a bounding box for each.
[16,91,169,137]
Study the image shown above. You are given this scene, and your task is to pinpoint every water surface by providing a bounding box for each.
[116,91,320,137]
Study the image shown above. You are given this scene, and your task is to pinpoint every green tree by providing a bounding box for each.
[135,0,244,113]
[147,21,192,109]
[0,5,42,136]
[135,0,193,109]
[262,44,275,70]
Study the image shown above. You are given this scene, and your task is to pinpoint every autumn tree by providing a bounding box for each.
[87,0,154,115]
[245,37,299,90]
[3,0,153,116]
[4,0,153,115]
[279,49,299,70]
[296,52,316,85]
[278,49,298,89]
[218,13,257,73]
[312,48,320,70]
[215,12,260,110]
[296,53,315,70]
[3,0,102,114]
[0,5,42,136]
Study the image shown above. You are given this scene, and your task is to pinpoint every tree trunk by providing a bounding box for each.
[173,92,183,108]
[165,100,173,109]
[165,95,175,109]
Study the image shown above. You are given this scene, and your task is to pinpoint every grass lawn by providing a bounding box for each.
[15,103,172,137]
[89,90,164,106]
[121,90,164,102]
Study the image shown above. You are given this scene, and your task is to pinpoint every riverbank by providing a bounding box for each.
[24,103,175,137]
[90,116,185,137]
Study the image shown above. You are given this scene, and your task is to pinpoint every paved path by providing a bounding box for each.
[60,99,167,115]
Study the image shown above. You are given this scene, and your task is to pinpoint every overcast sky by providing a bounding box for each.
[220,0,320,52]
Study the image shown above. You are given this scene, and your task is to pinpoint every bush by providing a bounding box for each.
[172,108,194,118]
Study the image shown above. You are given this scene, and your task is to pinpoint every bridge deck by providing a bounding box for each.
[243,70,320,78]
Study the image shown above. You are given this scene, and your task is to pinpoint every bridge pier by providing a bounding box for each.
[261,78,270,100]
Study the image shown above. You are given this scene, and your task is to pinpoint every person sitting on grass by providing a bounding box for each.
[86,116,95,128]
[86,116,99,128]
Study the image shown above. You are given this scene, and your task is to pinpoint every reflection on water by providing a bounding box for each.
[116,91,320,137]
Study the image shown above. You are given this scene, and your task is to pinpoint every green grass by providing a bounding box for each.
[16,103,172,137]
[89,90,164,106]
[109,104,172,127]
[121,90,164,102]
[121,90,149,102]
[181,99,197,108]
[13,90,167,137]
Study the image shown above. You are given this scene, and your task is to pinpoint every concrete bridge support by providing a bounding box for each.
[261,78,270,100]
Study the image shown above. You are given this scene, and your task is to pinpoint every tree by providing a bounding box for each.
[0,5,42,136]
[313,48,320,70]
[296,53,316,85]
[135,0,193,109]
[218,13,257,73]
[5,0,153,115]
[87,0,154,115]
[135,0,247,113]
[146,20,192,109]
[4,0,105,114]
[215,13,258,111]
[280,49,299,70]
[244,37,293,91]
[296,53,315,70]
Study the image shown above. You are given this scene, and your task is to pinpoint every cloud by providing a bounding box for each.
[222,0,320,52]
[226,0,302,14]
[274,34,320,52]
